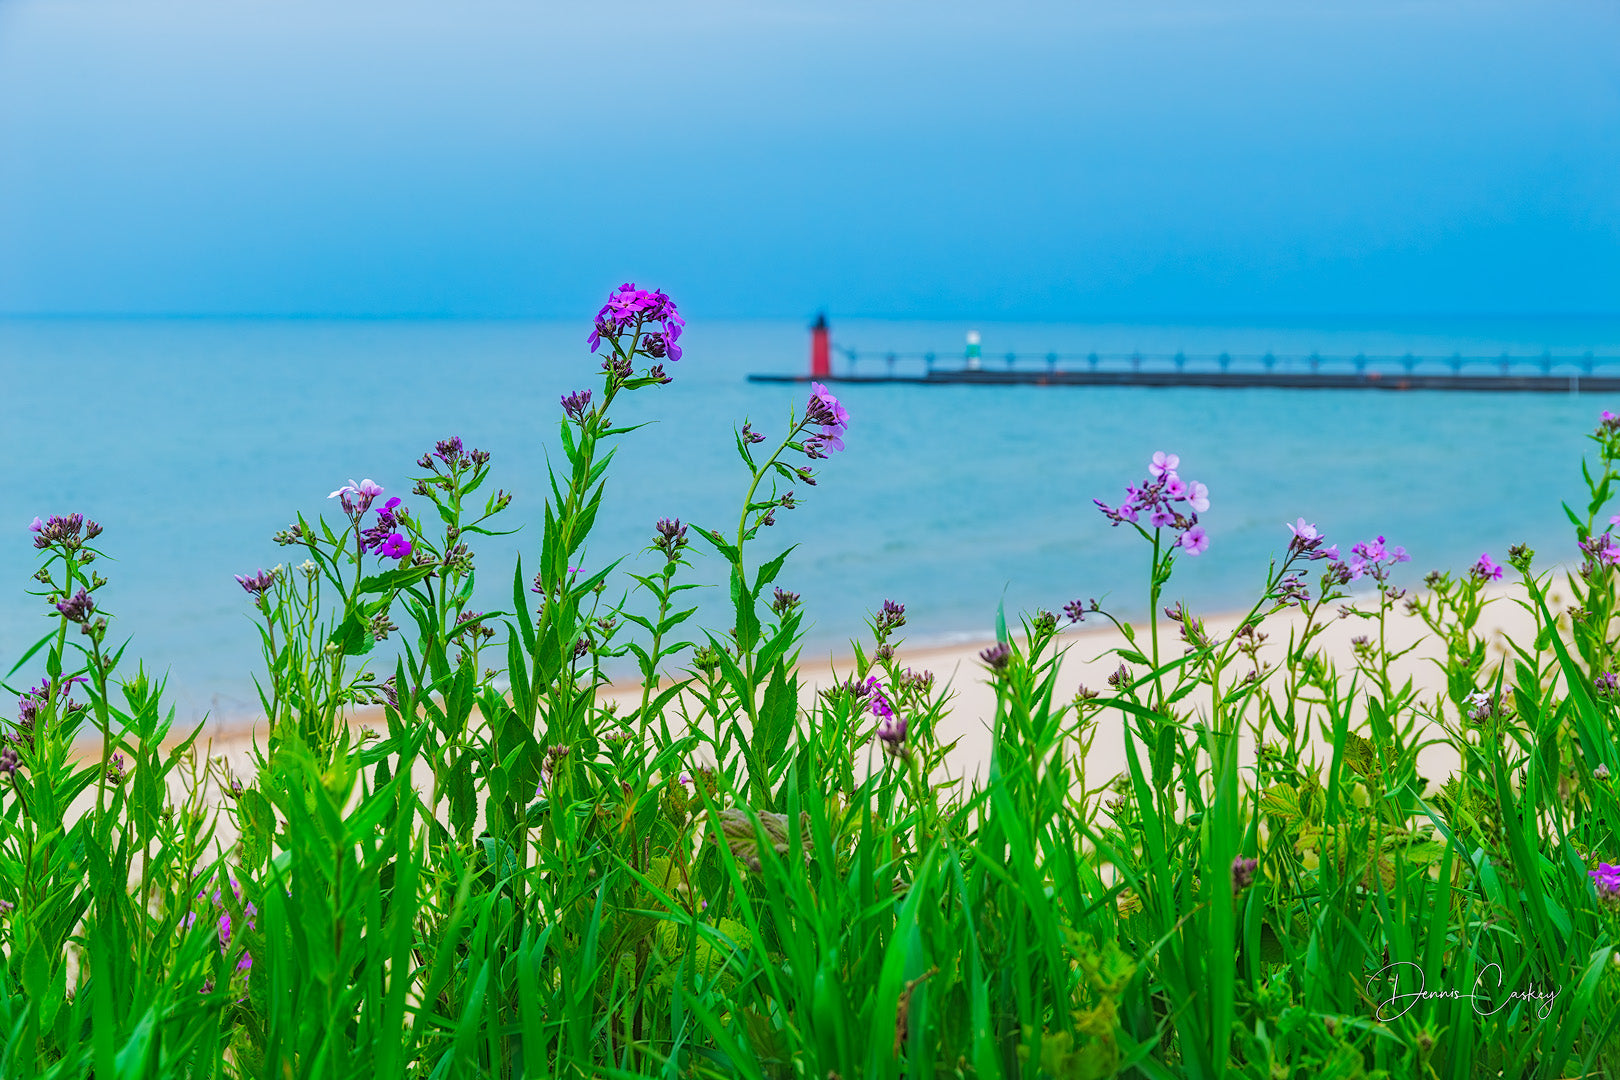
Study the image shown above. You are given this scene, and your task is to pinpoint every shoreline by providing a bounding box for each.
[81,574,1571,800]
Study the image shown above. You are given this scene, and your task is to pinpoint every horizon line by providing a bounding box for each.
[4,310,1620,325]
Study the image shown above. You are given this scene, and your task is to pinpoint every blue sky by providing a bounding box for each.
[0,0,1615,319]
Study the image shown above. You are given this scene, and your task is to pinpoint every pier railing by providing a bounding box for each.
[830,346,1615,380]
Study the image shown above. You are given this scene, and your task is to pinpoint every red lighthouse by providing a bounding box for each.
[810,312,831,378]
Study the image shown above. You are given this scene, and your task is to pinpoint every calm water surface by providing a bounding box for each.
[4,316,1619,721]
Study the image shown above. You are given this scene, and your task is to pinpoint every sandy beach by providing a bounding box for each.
[103,573,1569,819]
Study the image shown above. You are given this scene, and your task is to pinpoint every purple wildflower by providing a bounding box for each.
[328,479,383,516]
[588,283,685,361]
[872,686,908,758]
[654,518,688,558]
[874,599,906,635]
[1592,862,1620,902]
[359,496,407,553]
[55,587,94,623]
[234,568,277,596]
[1179,526,1209,556]
[0,747,18,776]
[561,389,592,422]
[805,382,849,452]
[379,534,411,561]
[32,514,96,551]
[1149,451,1179,479]
[980,642,1013,671]
[1471,552,1505,583]
[1232,856,1259,895]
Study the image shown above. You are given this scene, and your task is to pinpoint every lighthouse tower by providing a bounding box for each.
[810,312,831,378]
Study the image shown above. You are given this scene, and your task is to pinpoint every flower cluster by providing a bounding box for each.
[30,514,102,552]
[871,682,908,759]
[1463,689,1507,726]
[1579,532,1620,573]
[980,642,1013,671]
[802,383,849,458]
[1064,597,1100,623]
[54,587,94,624]
[1592,862,1620,905]
[1470,552,1505,583]
[1231,856,1259,896]
[184,881,256,975]
[10,677,86,750]
[329,480,412,562]
[588,283,685,363]
[1322,534,1410,586]
[873,599,905,640]
[1095,451,1210,556]
[561,389,592,423]
[234,567,278,598]
[536,743,571,796]
[654,518,689,559]
[770,587,801,616]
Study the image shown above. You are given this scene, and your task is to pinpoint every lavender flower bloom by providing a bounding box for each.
[1096,455,1209,544]
[32,514,96,551]
[1231,856,1259,895]
[654,518,689,558]
[234,568,277,596]
[1597,672,1620,698]
[1179,526,1209,556]
[1464,690,1497,725]
[980,642,1013,671]
[588,283,685,361]
[55,587,94,623]
[770,587,801,616]
[873,688,908,758]
[741,422,767,445]
[874,599,906,634]
[1064,598,1098,623]
[328,479,383,516]
[561,389,592,422]
[0,747,18,776]
[435,437,465,465]
[1471,552,1505,582]
[1149,451,1179,479]
[805,382,849,452]
[1592,862,1620,903]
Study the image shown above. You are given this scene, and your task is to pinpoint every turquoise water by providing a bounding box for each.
[4,315,1620,722]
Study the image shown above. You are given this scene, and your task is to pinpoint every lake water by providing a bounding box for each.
[5,315,1620,722]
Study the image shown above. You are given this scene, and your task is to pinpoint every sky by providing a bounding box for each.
[0,0,1615,320]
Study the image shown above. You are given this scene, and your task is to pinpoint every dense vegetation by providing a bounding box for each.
[4,286,1619,1078]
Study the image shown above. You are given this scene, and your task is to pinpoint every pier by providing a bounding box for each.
[751,319,1620,393]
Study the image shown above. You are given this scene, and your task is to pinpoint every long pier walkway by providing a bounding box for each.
[750,343,1620,393]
